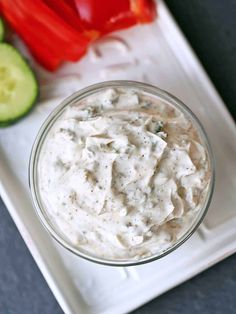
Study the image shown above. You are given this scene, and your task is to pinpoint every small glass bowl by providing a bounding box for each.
[29,81,215,267]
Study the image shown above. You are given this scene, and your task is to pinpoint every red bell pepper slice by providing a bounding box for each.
[0,0,91,70]
[43,0,99,40]
[16,0,90,60]
[0,0,62,70]
[43,0,85,32]
[74,0,157,35]
[0,0,156,71]
[130,0,157,23]
[74,0,136,34]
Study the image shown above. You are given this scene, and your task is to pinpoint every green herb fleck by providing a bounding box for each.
[155,121,164,133]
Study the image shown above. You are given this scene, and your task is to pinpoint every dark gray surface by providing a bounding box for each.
[165,0,236,118]
[0,1,236,313]
[0,198,62,314]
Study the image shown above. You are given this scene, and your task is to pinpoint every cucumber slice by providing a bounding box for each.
[0,18,4,41]
[0,44,38,127]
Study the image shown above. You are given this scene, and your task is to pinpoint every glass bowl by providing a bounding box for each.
[29,80,215,266]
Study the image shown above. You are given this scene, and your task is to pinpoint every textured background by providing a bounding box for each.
[0,0,236,313]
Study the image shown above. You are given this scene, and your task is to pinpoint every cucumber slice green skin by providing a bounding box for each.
[0,85,39,127]
[0,96,38,127]
[0,18,4,42]
[0,43,39,127]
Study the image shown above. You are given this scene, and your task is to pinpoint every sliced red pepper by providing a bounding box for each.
[130,0,157,23]
[16,0,90,60]
[0,0,62,70]
[43,0,85,32]
[67,0,79,12]
[0,0,156,71]
[43,0,99,40]
[74,0,157,35]
[74,0,136,34]
[0,0,91,70]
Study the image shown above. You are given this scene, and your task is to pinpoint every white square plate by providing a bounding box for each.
[1,1,236,313]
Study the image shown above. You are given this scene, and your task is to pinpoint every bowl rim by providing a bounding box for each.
[29,80,215,266]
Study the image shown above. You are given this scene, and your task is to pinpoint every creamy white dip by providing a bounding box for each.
[38,87,211,260]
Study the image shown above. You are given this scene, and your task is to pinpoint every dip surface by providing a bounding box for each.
[38,87,211,260]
